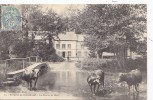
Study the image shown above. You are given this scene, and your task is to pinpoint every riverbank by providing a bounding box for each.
[75,57,147,72]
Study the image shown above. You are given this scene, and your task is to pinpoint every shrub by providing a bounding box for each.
[50,53,65,62]
[0,63,7,87]
[76,57,147,72]
[125,57,147,72]
[76,58,118,71]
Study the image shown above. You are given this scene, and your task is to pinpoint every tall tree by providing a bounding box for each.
[20,5,43,57]
[73,4,147,69]
[29,8,67,60]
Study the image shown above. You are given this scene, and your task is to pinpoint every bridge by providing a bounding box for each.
[2,62,48,86]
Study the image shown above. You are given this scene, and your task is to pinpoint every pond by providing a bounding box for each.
[36,69,147,100]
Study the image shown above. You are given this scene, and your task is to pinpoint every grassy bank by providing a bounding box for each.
[76,57,147,72]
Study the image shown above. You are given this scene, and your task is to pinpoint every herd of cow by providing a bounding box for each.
[87,69,142,96]
[21,65,142,97]
[5,64,142,97]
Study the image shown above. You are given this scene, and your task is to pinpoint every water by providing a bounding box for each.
[2,62,146,100]
[36,69,147,100]
[37,70,89,93]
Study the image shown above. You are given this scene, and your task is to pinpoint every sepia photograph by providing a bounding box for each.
[0,4,147,100]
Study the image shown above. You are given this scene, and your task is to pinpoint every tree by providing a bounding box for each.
[19,5,43,57]
[0,31,21,59]
[28,8,67,60]
[73,4,147,69]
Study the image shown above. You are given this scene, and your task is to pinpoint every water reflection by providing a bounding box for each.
[36,70,146,100]
[37,70,88,92]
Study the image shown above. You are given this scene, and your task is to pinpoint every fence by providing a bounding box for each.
[0,56,42,74]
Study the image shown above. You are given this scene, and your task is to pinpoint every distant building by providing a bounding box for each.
[53,32,89,60]
[28,31,142,60]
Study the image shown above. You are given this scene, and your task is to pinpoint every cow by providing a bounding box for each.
[21,66,46,90]
[118,69,142,95]
[87,70,105,95]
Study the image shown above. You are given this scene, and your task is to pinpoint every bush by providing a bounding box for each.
[76,57,147,72]
[125,57,147,72]
[50,53,65,62]
[0,63,7,87]
[76,58,118,72]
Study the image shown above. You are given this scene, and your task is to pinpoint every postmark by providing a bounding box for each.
[1,6,22,30]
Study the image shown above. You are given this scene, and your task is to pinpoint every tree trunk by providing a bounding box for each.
[22,31,29,57]
[97,50,103,59]
[116,46,127,71]
[48,33,55,55]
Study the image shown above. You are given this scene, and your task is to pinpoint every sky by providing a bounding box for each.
[41,4,86,15]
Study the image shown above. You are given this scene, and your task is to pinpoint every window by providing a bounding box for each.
[68,44,71,49]
[62,44,66,49]
[68,51,71,56]
[56,44,60,49]
[77,51,81,57]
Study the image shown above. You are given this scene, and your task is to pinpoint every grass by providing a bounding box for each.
[76,57,147,72]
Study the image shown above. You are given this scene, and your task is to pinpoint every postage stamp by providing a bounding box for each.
[1,6,22,30]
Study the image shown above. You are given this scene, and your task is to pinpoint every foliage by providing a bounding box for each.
[72,4,147,69]
[28,7,67,59]
[76,58,118,71]
[0,31,21,59]
[0,5,67,60]
[76,57,147,72]
[125,57,147,72]
[50,53,65,62]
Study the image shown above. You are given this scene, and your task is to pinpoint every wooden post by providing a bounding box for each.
[29,57,31,62]
[36,56,38,62]
[5,60,7,74]
[22,59,25,69]
[5,60,7,68]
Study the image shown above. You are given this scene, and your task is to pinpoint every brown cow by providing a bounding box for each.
[21,68,41,90]
[118,69,142,95]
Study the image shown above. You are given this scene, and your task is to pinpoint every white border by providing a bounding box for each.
[0,0,152,100]
[148,0,153,100]
[0,0,147,4]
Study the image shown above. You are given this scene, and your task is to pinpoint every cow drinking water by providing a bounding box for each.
[87,70,105,95]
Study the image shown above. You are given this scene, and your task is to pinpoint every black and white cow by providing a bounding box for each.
[87,70,105,95]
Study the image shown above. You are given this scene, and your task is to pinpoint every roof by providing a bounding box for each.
[77,34,86,41]
[55,32,85,41]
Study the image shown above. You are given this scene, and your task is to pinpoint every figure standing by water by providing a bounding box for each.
[67,56,70,61]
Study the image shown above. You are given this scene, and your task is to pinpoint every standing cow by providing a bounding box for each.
[21,68,42,90]
[87,70,105,95]
[118,69,142,95]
